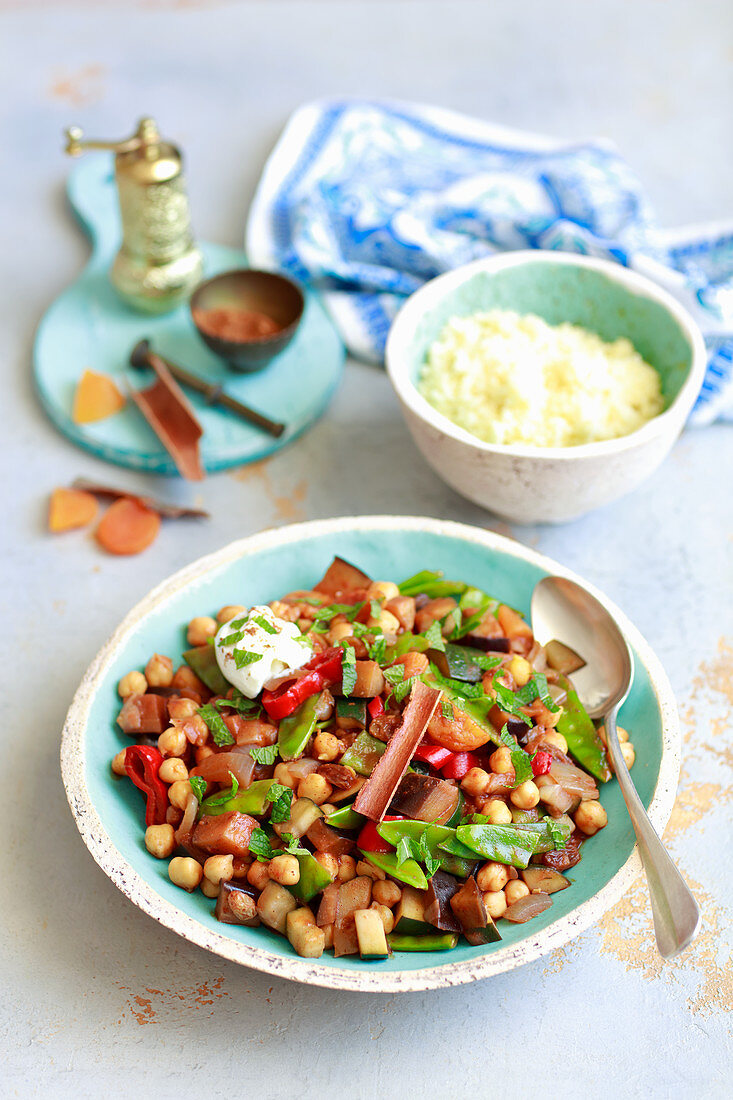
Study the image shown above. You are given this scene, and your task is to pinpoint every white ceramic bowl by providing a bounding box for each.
[385,252,707,523]
[60,516,679,992]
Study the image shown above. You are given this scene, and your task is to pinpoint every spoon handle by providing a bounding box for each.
[604,707,700,957]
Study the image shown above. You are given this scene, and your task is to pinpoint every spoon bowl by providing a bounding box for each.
[531,575,700,958]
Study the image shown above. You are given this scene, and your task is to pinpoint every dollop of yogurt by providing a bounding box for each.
[214,604,312,698]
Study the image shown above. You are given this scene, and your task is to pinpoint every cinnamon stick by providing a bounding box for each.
[71,478,209,519]
[128,350,204,481]
[353,681,441,822]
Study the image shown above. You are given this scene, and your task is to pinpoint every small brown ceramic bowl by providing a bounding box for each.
[190,269,305,372]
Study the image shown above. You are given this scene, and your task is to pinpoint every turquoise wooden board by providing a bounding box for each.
[33,156,344,475]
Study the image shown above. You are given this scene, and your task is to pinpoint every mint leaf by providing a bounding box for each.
[281,832,308,855]
[513,673,560,713]
[232,648,261,670]
[197,703,235,746]
[340,643,357,696]
[189,775,207,803]
[366,634,387,665]
[429,663,483,700]
[220,629,246,646]
[499,723,516,749]
[423,620,446,653]
[440,698,454,720]
[248,743,279,766]
[215,689,262,717]
[250,614,277,634]
[204,771,240,808]
[418,831,440,878]
[395,835,421,866]
[249,828,275,862]
[548,819,568,851]
[383,664,406,686]
[267,782,294,823]
[369,598,383,621]
[510,749,533,787]
[472,651,503,672]
[392,675,417,704]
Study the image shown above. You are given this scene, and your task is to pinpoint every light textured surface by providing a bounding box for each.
[2,2,732,1097]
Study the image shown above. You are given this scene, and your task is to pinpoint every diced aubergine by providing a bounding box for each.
[351,661,386,698]
[427,644,486,683]
[182,645,230,695]
[521,866,571,894]
[275,796,323,839]
[333,876,373,957]
[424,870,462,933]
[463,920,502,946]
[389,773,462,826]
[393,885,433,935]
[387,932,459,952]
[449,876,487,930]
[314,555,372,597]
[306,817,355,857]
[544,639,586,676]
[256,881,298,934]
[192,811,258,858]
[335,698,368,730]
[216,881,260,926]
[316,882,340,927]
[354,908,390,958]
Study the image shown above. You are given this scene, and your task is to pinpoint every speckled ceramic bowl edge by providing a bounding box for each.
[60,516,680,993]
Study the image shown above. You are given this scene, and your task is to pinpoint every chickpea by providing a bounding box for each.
[510,780,540,810]
[195,745,216,765]
[273,762,298,789]
[483,890,508,920]
[598,724,630,747]
[313,730,341,762]
[158,726,187,759]
[621,742,636,769]
[144,823,176,859]
[168,780,193,811]
[158,758,189,784]
[204,854,234,885]
[313,851,338,880]
[574,801,608,836]
[336,854,357,883]
[483,799,513,825]
[461,767,491,798]
[247,860,271,891]
[118,670,147,698]
[329,621,355,644]
[297,773,333,805]
[186,616,218,647]
[508,656,532,687]
[367,581,400,602]
[167,697,199,722]
[489,746,514,775]
[370,902,395,934]
[268,854,300,886]
[145,653,173,688]
[217,604,245,625]
[372,880,402,908]
[477,861,510,893]
[200,877,220,899]
[168,856,203,892]
[505,880,530,906]
[111,749,128,777]
[368,609,401,636]
[540,730,568,754]
[356,860,386,881]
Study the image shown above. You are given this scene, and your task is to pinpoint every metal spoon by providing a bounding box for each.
[531,575,700,958]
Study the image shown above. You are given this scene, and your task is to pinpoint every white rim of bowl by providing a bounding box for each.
[385,251,708,460]
[60,516,680,992]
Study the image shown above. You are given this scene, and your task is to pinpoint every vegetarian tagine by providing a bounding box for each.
[113,556,637,961]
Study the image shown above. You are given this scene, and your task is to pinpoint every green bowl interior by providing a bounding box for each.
[409,263,693,407]
[85,525,665,975]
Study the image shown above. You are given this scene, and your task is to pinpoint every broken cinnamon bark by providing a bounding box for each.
[71,478,209,519]
[353,681,441,822]
[128,349,204,480]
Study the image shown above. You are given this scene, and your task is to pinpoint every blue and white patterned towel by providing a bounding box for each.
[247,99,733,424]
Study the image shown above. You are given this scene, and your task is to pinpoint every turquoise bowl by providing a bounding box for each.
[386,253,706,523]
[61,517,679,991]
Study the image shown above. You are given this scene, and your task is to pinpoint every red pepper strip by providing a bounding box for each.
[367,696,384,720]
[440,751,480,781]
[413,743,453,768]
[531,750,553,777]
[261,647,343,720]
[124,745,168,826]
[357,815,403,853]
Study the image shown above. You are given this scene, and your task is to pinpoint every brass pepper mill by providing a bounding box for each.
[65,117,204,314]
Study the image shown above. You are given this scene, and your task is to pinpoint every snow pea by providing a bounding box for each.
[339,731,385,776]
[277,693,319,762]
[378,821,477,878]
[455,824,540,868]
[513,818,574,853]
[287,851,334,903]
[325,803,365,830]
[200,778,273,817]
[182,644,229,695]
[556,677,612,783]
[359,850,428,889]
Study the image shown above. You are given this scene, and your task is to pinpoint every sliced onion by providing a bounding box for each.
[503,892,553,923]
[263,667,308,692]
[287,757,320,778]
[539,780,578,816]
[547,683,568,708]
[193,751,255,789]
[550,760,598,799]
[175,792,199,847]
